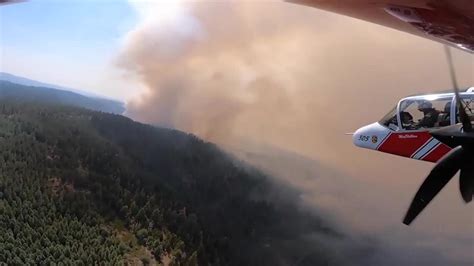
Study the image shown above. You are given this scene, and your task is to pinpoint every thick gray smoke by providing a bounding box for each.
[119,1,472,160]
[118,1,473,265]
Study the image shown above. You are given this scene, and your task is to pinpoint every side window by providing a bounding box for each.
[400,97,453,130]
[456,95,474,123]
[400,100,422,130]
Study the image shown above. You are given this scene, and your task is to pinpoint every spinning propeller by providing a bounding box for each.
[403,46,474,225]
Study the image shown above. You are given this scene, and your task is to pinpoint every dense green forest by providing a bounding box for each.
[0,100,352,265]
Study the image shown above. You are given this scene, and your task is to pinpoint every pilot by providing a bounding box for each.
[438,101,451,127]
[400,111,416,130]
[417,101,440,128]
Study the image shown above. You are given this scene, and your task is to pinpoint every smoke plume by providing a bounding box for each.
[119,1,472,157]
[118,1,473,265]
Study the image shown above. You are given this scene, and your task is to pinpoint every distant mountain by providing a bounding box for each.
[0,72,115,100]
[0,80,125,114]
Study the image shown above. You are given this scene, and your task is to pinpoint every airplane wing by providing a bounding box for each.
[288,0,474,53]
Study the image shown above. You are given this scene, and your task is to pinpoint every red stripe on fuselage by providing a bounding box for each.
[422,144,452,162]
[378,132,432,158]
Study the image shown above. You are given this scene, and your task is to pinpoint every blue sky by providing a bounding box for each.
[0,0,140,100]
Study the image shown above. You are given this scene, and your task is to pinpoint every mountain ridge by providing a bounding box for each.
[0,72,121,101]
[0,80,125,114]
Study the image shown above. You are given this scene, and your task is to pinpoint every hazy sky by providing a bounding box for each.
[0,0,140,100]
[1,1,473,265]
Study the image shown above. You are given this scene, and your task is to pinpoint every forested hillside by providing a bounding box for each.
[0,101,351,265]
[0,81,125,114]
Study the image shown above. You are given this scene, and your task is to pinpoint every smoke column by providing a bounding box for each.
[119,1,472,153]
[118,1,474,265]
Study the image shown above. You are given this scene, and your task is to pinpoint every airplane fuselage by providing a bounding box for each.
[353,88,474,162]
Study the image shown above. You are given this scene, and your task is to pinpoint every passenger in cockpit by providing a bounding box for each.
[401,111,416,130]
[438,102,451,127]
[417,101,440,128]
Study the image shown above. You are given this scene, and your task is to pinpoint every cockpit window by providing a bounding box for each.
[400,97,453,130]
[379,106,399,130]
[456,94,474,123]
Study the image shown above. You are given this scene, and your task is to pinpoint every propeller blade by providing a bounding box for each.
[431,124,474,148]
[444,46,472,132]
[403,147,465,225]
[459,157,474,203]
